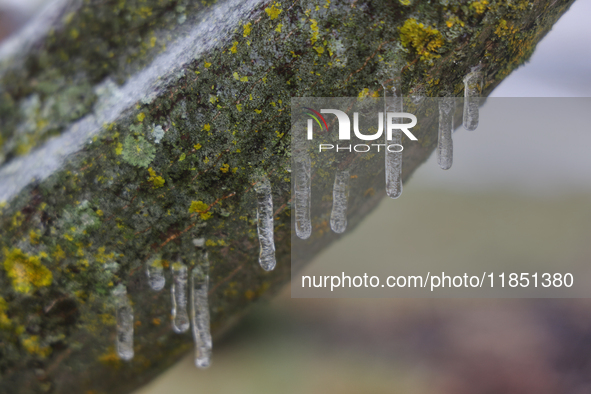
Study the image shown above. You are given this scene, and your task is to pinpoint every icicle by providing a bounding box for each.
[191,251,212,368]
[145,255,165,291]
[113,285,134,361]
[437,96,455,170]
[385,81,403,199]
[294,154,312,239]
[171,262,190,333]
[255,176,276,271]
[463,66,482,131]
[293,121,312,239]
[330,170,349,233]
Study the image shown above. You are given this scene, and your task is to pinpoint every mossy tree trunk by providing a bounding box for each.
[0,0,575,393]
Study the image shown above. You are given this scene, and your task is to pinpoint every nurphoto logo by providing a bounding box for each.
[303,108,418,152]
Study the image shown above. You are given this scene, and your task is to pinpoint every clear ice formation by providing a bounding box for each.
[171,262,190,333]
[145,255,165,291]
[191,252,212,368]
[385,82,403,199]
[114,285,134,361]
[293,123,312,239]
[437,97,455,170]
[330,170,349,233]
[255,176,276,271]
[463,67,482,131]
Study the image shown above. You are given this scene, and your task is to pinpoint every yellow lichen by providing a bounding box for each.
[77,259,89,269]
[21,335,51,358]
[99,348,122,368]
[495,19,518,37]
[470,0,489,14]
[3,248,52,294]
[265,4,282,20]
[0,296,12,328]
[310,19,319,44]
[446,16,465,28]
[219,163,230,173]
[95,246,116,264]
[52,245,65,262]
[189,201,209,214]
[100,313,116,325]
[137,113,146,122]
[399,18,444,63]
[136,6,153,18]
[29,230,41,245]
[245,290,255,300]
[11,211,23,229]
[243,22,252,37]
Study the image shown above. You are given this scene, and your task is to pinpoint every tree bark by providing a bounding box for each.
[0,0,575,392]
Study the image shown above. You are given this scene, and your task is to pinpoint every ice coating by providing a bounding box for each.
[437,97,455,170]
[113,285,134,361]
[191,252,212,368]
[385,82,403,199]
[330,170,349,233]
[463,67,482,131]
[171,262,190,333]
[255,176,276,271]
[145,255,165,291]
